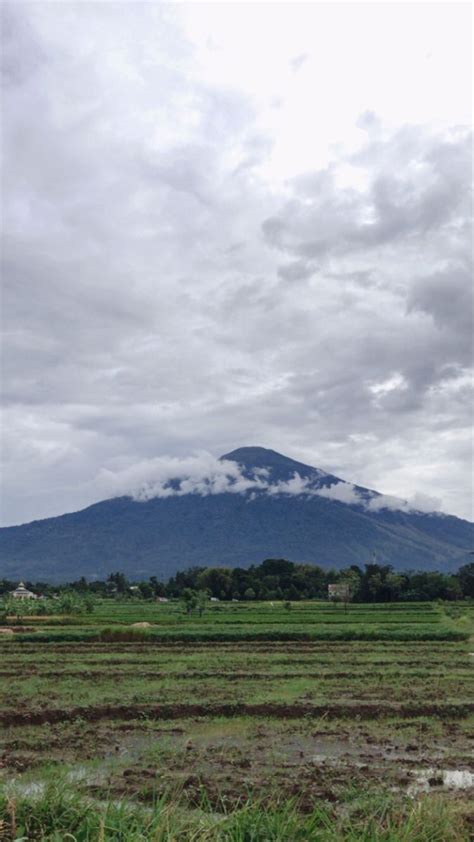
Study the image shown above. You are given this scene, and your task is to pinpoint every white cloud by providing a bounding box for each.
[95,453,267,501]
[93,454,443,517]
[266,473,313,496]
[96,459,323,502]
[314,482,364,507]
[312,482,443,514]
[407,492,443,515]
[366,491,443,515]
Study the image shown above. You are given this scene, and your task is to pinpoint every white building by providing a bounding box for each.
[11,582,37,600]
[328,583,352,600]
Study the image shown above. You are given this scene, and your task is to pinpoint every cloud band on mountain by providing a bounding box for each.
[95,452,443,515]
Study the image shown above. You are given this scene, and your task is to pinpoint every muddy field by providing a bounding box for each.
[0,602,473,839]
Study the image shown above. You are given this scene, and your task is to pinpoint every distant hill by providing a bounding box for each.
[0,447,472,582]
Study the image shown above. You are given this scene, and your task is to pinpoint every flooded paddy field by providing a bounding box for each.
[1,601,473,839]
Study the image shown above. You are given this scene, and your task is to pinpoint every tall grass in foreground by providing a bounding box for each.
[0,785,471,842]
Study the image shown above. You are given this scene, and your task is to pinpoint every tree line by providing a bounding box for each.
[1,559,473,603]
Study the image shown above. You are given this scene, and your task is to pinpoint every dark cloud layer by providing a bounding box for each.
[1,3,472,524]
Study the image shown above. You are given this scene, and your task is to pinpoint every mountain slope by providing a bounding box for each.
[0,447,472,581]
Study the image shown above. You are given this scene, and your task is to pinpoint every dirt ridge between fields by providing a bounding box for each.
[0,668,464,680]
[0,640,458,652]
[2,700,473,727]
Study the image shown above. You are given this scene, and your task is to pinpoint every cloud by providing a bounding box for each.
[95,453,264,501]
[290,53,308,72]
[96,457,321,502]
[277,260,318,282]
[314,482,364,506]
[93,454,443,517]
[266,473,314,496]
[262,125,471,262]
[1,3,472,526]
[366,491,442,515]
[407,263,473,343]
[407,492,443,514]
[312,481,442,514]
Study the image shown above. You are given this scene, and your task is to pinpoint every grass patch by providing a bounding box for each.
[4,625,468,644]
[0,784,471,841]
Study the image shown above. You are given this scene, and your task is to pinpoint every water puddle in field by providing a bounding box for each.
[264,736,355,767]
[10,780,46,797]
[407,768,474,796]
[103,728,183,763]
[66,765,90,783]
[5,761,112,800]
[310,742,350,763]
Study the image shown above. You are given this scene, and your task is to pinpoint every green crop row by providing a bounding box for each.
[3,625,467,644]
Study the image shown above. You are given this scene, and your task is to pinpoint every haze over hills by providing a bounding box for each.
[0,447,472,582]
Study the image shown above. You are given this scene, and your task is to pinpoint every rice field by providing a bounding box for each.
[0,600,473,840]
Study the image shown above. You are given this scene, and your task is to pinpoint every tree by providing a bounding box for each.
[458,562,474,598]
[182,588,198,615]
[73,576,89,593]
[244,587,256,601]
[284,584,301,601]
[338,570,360,613]
[196,568,232,600]
[367,572,384,602]
[445,576,463,601]
[196,590,209,617]
[385,572,404,601]
[139,582,154,599]
[55,593,92,615]
[107,572,129,594]
[149,576,166,597]
[260,559,294,578]
[83,595,96,614]
[4,597,30,622]
[294,564,326,598]
[180,588,209,616]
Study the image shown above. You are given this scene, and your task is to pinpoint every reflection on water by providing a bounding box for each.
[408,768,474,796]
[9,780,46,797]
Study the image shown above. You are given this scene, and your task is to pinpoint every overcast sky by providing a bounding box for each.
[1,1,473,526]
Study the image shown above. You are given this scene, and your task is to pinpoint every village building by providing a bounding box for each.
[328,583,352,600]
[11,582,38,600]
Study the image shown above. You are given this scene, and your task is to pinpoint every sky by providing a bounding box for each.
[1,1,473,525]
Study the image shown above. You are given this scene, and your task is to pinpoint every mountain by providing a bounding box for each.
[0,447,472,582]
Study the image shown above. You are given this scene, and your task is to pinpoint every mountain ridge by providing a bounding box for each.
[0,446,472,582]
